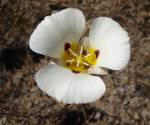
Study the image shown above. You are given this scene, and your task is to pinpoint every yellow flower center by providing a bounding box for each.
[62,42,99,73]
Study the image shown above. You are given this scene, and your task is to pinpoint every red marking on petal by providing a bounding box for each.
[83,50,87,55]
[64,43,70,51]
[72,70,80,73]
[95,50,100,58]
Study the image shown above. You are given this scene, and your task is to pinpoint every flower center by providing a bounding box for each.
[62,42,99,73]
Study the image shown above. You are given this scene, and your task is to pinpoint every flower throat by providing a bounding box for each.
[62,42,99,73]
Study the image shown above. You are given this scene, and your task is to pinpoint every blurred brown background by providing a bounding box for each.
[0,0,150,125]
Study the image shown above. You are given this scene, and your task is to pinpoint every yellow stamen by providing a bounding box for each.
[62,42,98,73]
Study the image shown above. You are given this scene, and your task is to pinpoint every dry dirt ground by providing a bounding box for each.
[0,0,150,125]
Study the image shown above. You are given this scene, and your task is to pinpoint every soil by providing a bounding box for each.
[0,0,150,125]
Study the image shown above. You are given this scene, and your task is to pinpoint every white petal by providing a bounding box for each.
[81,36,90,50]
[87,67,108,75]
[36,64,106,104]
[29,8,85,57]
[89,17,130,70]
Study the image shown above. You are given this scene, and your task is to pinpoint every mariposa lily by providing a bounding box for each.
[29,8,130,104]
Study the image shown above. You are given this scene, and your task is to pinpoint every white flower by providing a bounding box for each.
[29,8,130,104]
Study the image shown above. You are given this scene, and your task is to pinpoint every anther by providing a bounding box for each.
[68,48,77,57]
[79,45,83,55]
[76,61,80,67]
[83,53,93,58]
[82,61,90,66]
[66,59,75,63]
